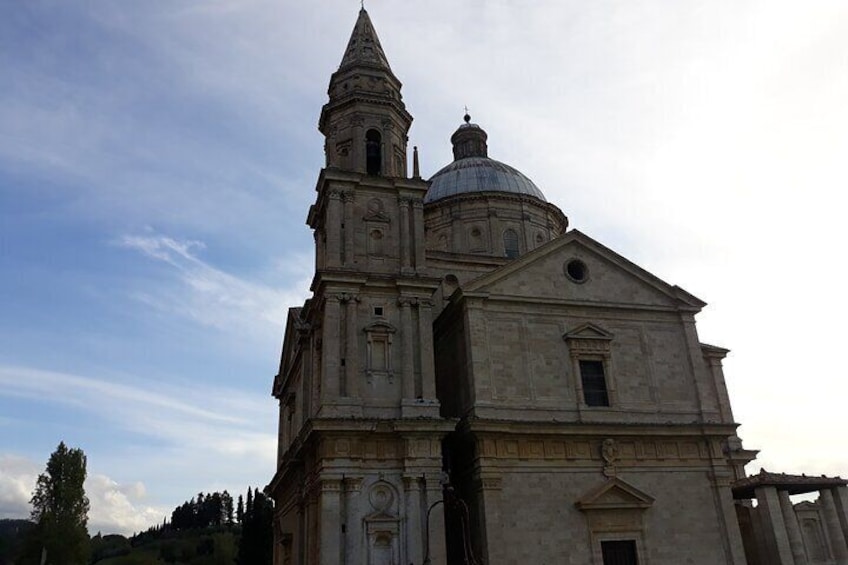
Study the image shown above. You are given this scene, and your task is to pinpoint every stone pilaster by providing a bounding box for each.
[398,198,411,272]
[423,475,447,565]
[755,485,795,565]
[343,294,359,399]
[342,191,354,266]
[417,299,437,400]
[779,490,808,565]
[342,477,362,565]
[318,479,342,565]
[326,190,343,268]
[820,489,848,564]
[351,117,364,174]
[404,475,424,565]
[399,297,415,401]
[475,475,505,565]
[412,199,425,271]
[711,470,749,565]
[321,296,342,405]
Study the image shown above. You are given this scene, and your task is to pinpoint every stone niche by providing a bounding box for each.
[364,480,402,565]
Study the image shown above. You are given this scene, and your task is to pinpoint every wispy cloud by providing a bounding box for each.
[117,230,311,336]
[0,365,273,458]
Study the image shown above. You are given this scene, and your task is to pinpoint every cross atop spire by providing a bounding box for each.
[338,6,392,72]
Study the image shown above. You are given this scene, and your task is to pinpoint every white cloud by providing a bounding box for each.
[86,474,167,536]
[0,454,168,536]
[0,455,38,520]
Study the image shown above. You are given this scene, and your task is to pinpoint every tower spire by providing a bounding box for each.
[337,6,392,73]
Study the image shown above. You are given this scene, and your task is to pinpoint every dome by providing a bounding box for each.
[424,115,547,204]
[425,157,547,203]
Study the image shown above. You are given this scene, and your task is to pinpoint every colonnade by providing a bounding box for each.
[754,485,848,565]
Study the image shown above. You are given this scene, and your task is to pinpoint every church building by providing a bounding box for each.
[268,8,848,565]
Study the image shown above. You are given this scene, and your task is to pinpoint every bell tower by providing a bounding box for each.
[271,8,452,565]
[319,8,411,178]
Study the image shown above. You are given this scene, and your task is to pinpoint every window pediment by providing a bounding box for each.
[575,477,654,512]
[364,321,397,334]
[563,323,614,342]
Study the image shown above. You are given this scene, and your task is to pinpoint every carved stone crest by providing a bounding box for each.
[601,438,618,477]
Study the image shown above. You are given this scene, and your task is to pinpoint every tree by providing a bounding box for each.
[236,487,273,565]
[28,441,90,564]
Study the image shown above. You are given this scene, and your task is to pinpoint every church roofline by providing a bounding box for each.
[461,229,707,311]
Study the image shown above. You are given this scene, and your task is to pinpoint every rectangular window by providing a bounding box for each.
[580,360,609,407]
[601,540,638,565]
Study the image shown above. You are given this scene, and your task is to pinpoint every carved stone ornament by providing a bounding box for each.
[601,438,618,477]
[369,482,394,513]
[364,198,390,223]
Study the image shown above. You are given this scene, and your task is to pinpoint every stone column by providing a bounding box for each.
[412,200,425,271]
[398,198,412,272]
[404,475,424,565]
[779,490,808,565]
[342,191,354,267]
[833,486,848,544]
[755,486,795,565]
[344,295,359,399]
[327,190,343,268]
[321,296,341,405]
[399,298,415,401]
[820,489,848,564]
[417,299,437,400]
[318,479,342,565]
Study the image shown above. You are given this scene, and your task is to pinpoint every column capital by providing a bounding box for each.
[319,478,343,492]
[337,292,360,304]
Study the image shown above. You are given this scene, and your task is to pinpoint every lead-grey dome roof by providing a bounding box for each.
[424,115,547,204]
[425,157,547,203]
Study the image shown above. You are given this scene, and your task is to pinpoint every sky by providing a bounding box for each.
[1,0,847,536]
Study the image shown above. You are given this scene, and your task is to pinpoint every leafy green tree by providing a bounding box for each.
[28,441,90,564]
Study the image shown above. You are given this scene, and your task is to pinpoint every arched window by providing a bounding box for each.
[365,129,382,176]
[503,229,520,258]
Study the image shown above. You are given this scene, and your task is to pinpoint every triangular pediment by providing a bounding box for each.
[575,477,655,511]
[564,323,614,341]
[462,230,705,311]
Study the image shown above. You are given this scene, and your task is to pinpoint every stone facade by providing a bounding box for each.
[263,7,842,565]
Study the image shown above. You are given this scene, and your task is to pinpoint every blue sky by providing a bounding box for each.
[2,0,848,535]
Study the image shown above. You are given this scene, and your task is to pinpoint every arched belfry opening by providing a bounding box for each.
[366,129,382,176]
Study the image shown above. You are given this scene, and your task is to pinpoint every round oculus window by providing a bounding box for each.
[564,259,588,283]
